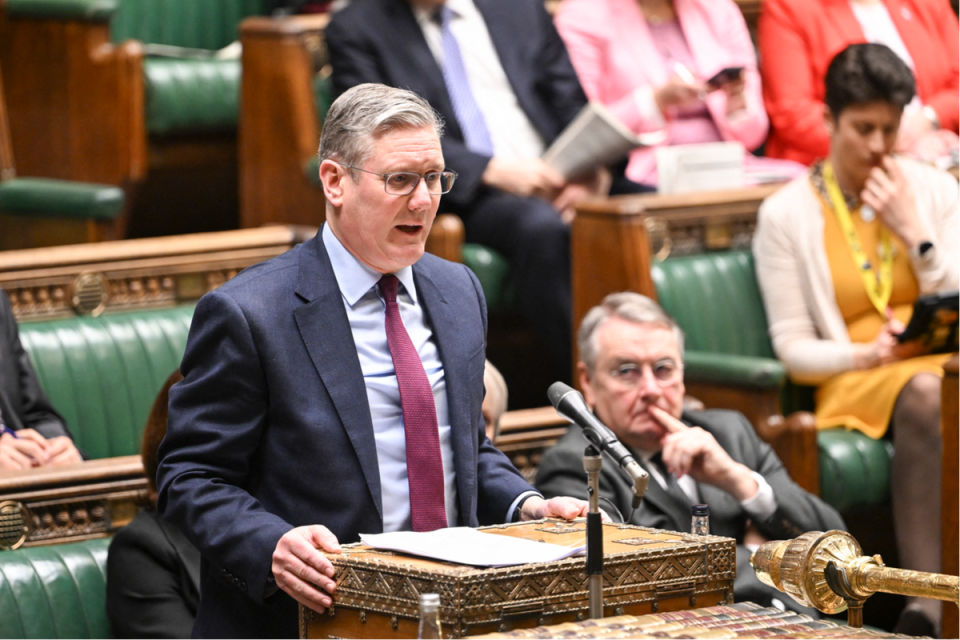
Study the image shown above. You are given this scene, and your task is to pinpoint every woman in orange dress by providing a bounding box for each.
[754,43,957,636]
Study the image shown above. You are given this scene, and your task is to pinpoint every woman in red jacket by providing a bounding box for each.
[759,0,958,166]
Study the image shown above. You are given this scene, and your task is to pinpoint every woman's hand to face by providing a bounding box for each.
[861,157,927,250]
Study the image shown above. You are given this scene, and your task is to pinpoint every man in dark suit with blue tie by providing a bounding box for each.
[157,84,592,639]
[536,292,846,613]
[326,0,613,382]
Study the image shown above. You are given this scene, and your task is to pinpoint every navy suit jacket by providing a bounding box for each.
[156,231,533,638]
[325,0,588,208]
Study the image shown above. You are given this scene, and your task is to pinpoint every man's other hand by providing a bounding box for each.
[46,436,83,466]
[650,405,759,502]
[519,496,611,523]
[0,428,50,470]
[272,525,342,613]
[482,158,565,200]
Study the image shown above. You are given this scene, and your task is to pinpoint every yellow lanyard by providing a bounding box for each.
[822,161,893,315]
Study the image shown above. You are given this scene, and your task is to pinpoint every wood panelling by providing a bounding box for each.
[239,15,330,229]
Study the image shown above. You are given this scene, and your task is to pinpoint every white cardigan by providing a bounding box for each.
[753,157,959,385]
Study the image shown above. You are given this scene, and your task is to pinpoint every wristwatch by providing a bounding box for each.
[912,240,935,258]
[513,494,540,522]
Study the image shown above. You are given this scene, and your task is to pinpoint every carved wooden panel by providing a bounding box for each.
[0,455,148,549]
[302,521,735,638]
[0,225,316,321]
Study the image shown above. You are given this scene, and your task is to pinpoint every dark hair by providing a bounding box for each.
[142,370,183,503]
[824,43,915,118]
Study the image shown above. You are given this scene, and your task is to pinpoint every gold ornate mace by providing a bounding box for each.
[751,530,959,628]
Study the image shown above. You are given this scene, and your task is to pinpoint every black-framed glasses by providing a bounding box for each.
[333,161,457,195]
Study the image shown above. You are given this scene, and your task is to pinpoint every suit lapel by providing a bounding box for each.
[611,0,671,90]
[633,459,692,529]
[293,235,383,520]
[474,0,526,103]
[414,265,479,521]
[385,0,463,140]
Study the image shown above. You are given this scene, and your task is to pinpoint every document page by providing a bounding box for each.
[360,528,586,567]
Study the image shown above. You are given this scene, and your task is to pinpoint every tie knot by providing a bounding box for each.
[378,274,400,303]
[650,452,669,477]
[434,5,453,26]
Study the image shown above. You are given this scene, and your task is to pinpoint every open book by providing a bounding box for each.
[543,102,667,180]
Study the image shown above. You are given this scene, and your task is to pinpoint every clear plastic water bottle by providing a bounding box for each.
[691,503,710,535]
[418,593,442,639]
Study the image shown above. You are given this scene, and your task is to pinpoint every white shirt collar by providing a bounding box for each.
[322,223,418,307]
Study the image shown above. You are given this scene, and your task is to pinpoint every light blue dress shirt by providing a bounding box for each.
[323,225,536,530]
[323,224,458,532]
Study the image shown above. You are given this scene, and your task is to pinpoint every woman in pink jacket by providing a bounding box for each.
[555,0,802,189]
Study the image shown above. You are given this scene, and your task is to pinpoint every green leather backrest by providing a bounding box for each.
[652,250,775,358]
[144,58,242,135]
[17,306,194,460]
[110,0,266,49]
[462,244,512,313]
[0,538,110,639]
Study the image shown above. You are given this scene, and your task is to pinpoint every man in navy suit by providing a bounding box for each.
[326,0,610,381]
[157,84,592,639]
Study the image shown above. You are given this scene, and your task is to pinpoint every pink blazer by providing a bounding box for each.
[555,0,768,184]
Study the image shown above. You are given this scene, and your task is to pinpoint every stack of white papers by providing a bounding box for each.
[359,528,586,567]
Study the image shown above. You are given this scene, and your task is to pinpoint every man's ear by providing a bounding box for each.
[578,362,596,408]
[318,159,347,207]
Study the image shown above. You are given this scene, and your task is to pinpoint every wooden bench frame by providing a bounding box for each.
[0,226,316,548]
[0,6,144,241]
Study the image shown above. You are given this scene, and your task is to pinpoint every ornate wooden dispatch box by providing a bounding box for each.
[300,520,736,639]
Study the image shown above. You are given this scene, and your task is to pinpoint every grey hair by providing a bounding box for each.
[318,83,445,177]
[578,292,685,373]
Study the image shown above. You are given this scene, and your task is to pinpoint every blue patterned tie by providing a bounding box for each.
[436,6,495,156]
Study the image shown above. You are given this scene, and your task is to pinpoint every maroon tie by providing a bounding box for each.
[378,275,447,532]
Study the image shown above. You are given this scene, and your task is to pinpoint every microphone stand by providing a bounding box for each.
[583,444,604,619]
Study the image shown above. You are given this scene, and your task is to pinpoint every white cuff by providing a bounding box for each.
[507,491,542,523]
[739,471,777,522]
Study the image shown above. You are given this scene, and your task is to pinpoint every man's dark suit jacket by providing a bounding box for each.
[106,508,201,639]
[0,291,71,439]
[536,409,846,609]
[325,0,588,209]
[156,230,534,638]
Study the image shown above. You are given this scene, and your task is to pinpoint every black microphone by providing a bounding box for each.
[548,382,649,508]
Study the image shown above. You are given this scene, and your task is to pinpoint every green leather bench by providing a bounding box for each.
[0,538,110,639]
[112,0,265,136]
[5,0,265,137]
[17,305,194,459]
[652,250,893,513]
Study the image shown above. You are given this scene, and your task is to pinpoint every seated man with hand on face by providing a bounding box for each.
[0,290,82,470]
[536,292,845,613]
